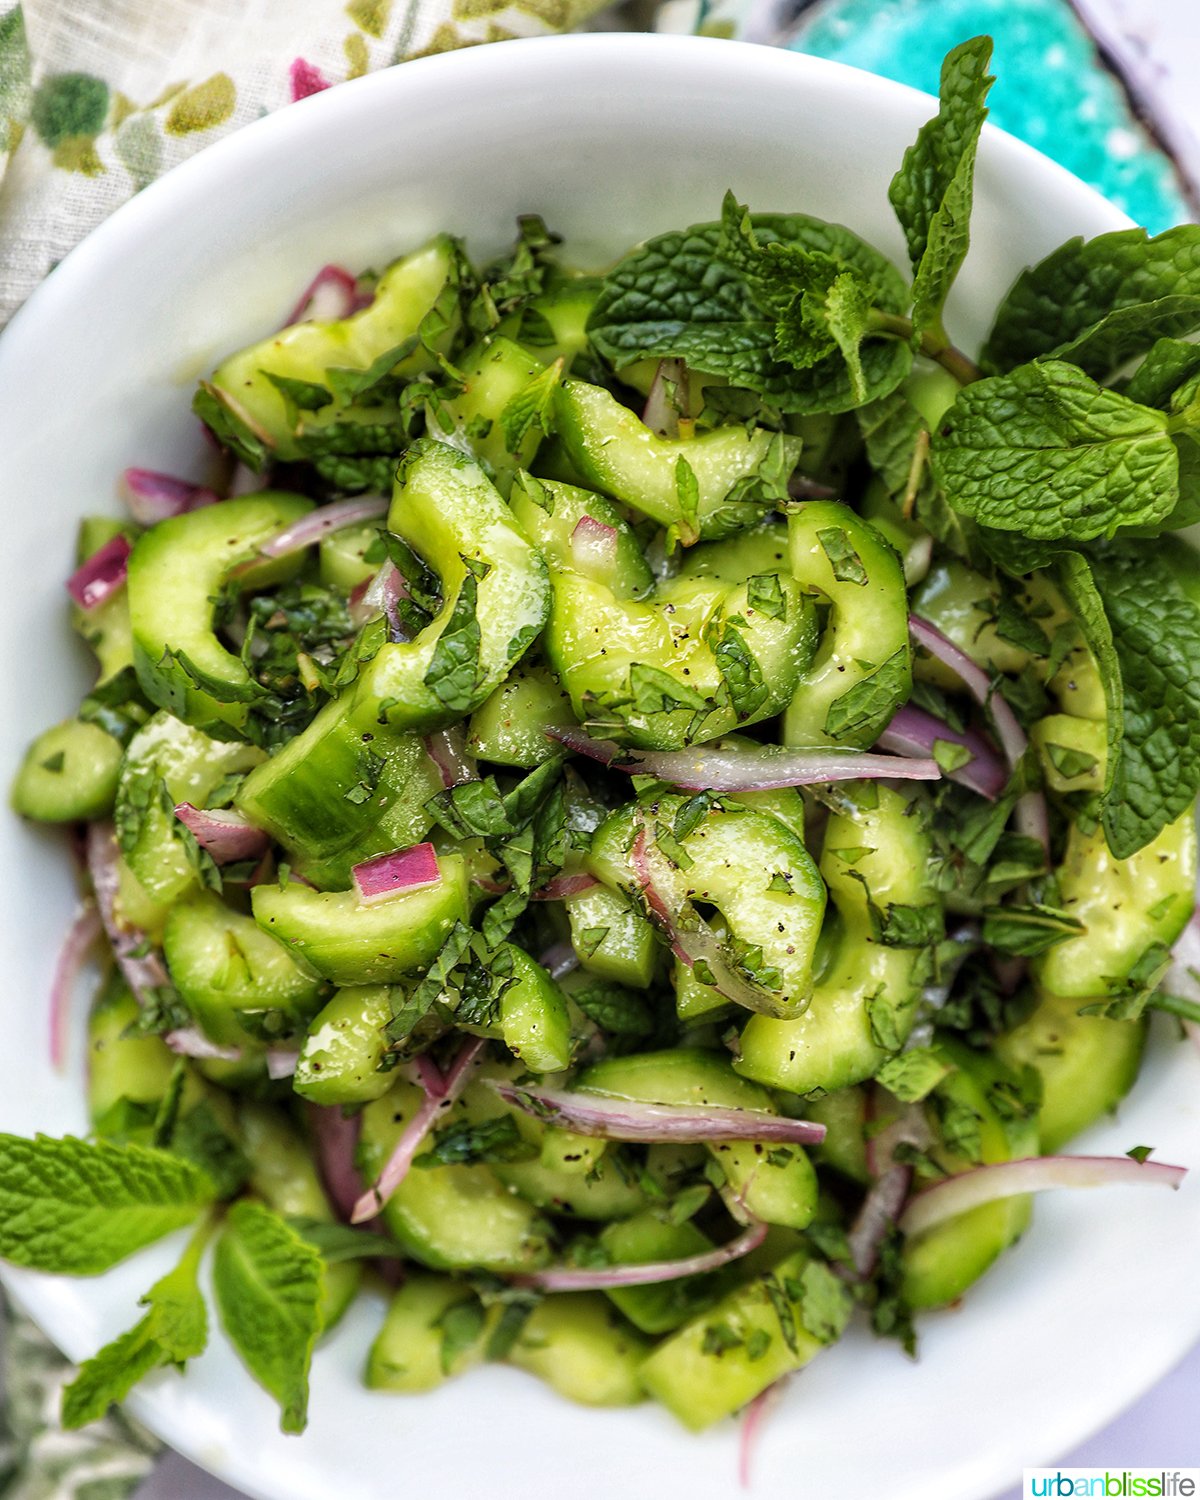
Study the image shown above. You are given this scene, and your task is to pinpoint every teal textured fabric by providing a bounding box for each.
[787,0,1190,231]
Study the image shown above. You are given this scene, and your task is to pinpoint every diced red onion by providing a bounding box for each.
[878,704,1005,801]
[174,803,270,864]
[163,1027,241,1062]
[306,1102,365,1223]
[67,535,132,611]
[532,872,599,902]
[121,468,220,525]
[352,1036,486,1223]
[285,264,368,326]
[739,1379,787,1490]
[908,614,1048,855]
[570,515,619,575]
[547,726,940,792]
[513,1218,768,1291]
[642,357,688,438]
[632,822,787,1015]
[537,940,581,981]
[266,1048,299,1080]
[424,726,475,789]
[235,494,389,573]
[488,1079,826,1145]
[352,842,441,905]
[85,822,170,1008]
[900,1154,1187,1238]
[49,902,102,1070]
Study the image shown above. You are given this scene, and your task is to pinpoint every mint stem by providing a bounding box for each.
[869,311,983,385]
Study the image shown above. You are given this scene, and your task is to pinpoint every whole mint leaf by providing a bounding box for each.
[212,1201,324,1434]
[587,212,911,414]
[1088,544,1200,858]
[981,225,1200,379]
[888,35,994,342]
[930,360,1177,540]
[0,1134,215,1275]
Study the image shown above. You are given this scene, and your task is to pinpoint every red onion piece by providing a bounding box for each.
[174,803,270,864]
[227,463,266,497]
[631,820,792,1017]
[164,1027,241,1062]
[569,515,619,576]
[412,1053,448,1099]
[85,822,170,1008]
[864,1097,932,1182]
[424,726,476,789]
[266,1048,299,1080]
[908,614,1048,855]
[847,1167,913,1279]
[532,872,599,902]
[352,842,441,905]
[67,535,132,611]
[352,1037,486,1223]
[489,1080,826,1145]
[306,1102,365,1223]
[878,704,1005,801]
[739,1379,787,1490]
[642,357,687,437]
[356,560,412,643]
[901,1154,1187,1238]
[49,902,102,1070]
[121,468,219,525]
[513,1218,768,1291]
[234,494,389,573]
[537,939,581,981]
[285,263,367,326]
[547,725,940,792]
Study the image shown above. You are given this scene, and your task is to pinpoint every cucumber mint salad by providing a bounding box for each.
[8,36,1200,1446]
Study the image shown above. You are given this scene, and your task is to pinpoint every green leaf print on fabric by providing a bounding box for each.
[164,72,235,134]
[0,6,31,154]
[30,70,107,146]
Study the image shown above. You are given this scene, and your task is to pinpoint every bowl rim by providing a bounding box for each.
[0,30,1164,1500]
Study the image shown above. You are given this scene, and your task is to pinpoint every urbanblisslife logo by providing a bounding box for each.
[1024,1473,1199,1498]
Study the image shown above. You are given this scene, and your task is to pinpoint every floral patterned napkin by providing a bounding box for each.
[0,0,609,327]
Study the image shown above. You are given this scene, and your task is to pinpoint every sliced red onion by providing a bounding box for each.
[537,940,581,981]
[234,494,389,573]
[412,1053,448,1100]
[266,1048,299,1080]
[67,535,132,611]
[306,1102,365,1223]
[49,902,102,1070]
[547,726,940,792]
[908,614,1048,855]
[351,1036,486,1223]
[642,357,688,437]
[227,463,266,497]
[900,1154,1187,1238]
[570,515,619,576]
[632,823,786,1016]
[878,704,1005,801]
[353,560,411,643]
[532,872,599,902]
[864,1097,932,1181]
[489,1080,826,1145]
[424,726,476,789]
[120,468,219,525]
[285,264,367,326]
[739,1379,788,1490]
[352,842,441,905]
[847,1166,913,1279]
[174,803,269,864]
[164,1027,241,1062]
[513,1218,768,1291]
[85,822,170,1008]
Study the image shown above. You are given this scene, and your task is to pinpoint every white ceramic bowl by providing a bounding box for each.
[2,33,1197,1500]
